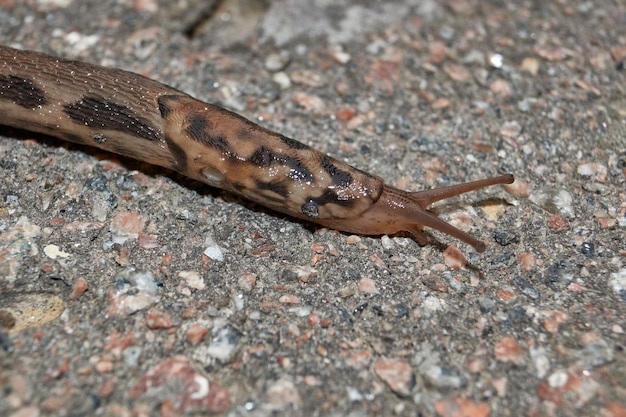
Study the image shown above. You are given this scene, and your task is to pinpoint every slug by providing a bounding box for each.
[0,45,513,252]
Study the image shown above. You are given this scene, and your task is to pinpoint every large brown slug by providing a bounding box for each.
[0,45,513,252]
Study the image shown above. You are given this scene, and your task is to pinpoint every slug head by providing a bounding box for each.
[317,174,514,252]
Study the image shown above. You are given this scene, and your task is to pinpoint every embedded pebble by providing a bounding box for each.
[608,269,626,302]
[109,211,144,244]
[494,337,525,366]
[530,346,551,378]
[504,177,530,197]
[421,365,466,389]
[203,235,225,262]
[107,270,161,316]
[178,270,206,291]
[529,188,575,218]
[264,52,290,72]
[443,245,467,269]
[374,359,414,396]
[206,321,243,362]
[358,277,379,294]
[0,293,64,333]
[43,244,70,260]
[577,163,607,183]
[130,356,231,413]
[328,44,351,64]
[493,230,520,246]
[521,57,540,75]
[263,379,302,410]
[499,120,522,139]
[272,71,291,89]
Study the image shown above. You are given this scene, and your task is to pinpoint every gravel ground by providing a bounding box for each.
[1,0,625,416]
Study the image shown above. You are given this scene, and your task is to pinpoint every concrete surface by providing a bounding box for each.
[1,0,625,416]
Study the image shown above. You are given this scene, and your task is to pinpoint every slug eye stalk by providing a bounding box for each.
[317,174,514,252]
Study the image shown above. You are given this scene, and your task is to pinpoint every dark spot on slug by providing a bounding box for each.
[164,135,188,171]
[320,156,353,187]
[249,147,314,183]
[301,200,319,218]
[309,189,356,208]
[64,96,162,142]
[255,179,289,198]
[249,146,273,167]
[237,127,253,140]
[0,75,48,109]
[185,115,232,156]
[157,95,176,117]
[277,134,309,150]
[286,158,314,183]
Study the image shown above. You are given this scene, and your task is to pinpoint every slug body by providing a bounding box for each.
[0,45,513,252]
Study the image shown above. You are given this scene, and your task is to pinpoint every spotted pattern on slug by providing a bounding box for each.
[1,45,514,252]
[64,96,164,143]
[0,75,48,108]
[153,94,386,221]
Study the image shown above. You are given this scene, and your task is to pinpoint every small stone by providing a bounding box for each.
[443,64,471,82]
[434,396,490,417]
[238,271,257,291]
[290,92,325,114]
[530,346,550,378]
[577,163,608,183]
[422,365,466,389]
[203,235,224,262]
[611,45,626,62]
[206,322,243,362]
[358,277,379,294]
[609,269,626,303]
[43,244,71,260]
[70,277,89,299]
[130,356,231,413]
[504,177,530,197]
[478,297,496,313]
[272,72,291,90]
[279,294,301,304]
[443,245,467,269]
[374,359,414,396]
[145,309,173,329]
[290,69,324,87]
[499,121,522,139]
[493,230,519,246]
[519,252,535,271]
[264,52,290,72]
[421,275,448,293]
[138,233,158,249]
[110,211,144,244]
[548,214,568,231]
[494,337,525,365]
[263,379,302,410]
[187,323,209,345]
[329,44,351,64]
[335,107,356,122]
[520,57,540,75]
[490,79,512,97]
[542,310,568,334]
[107,270,160,316]
[8,405,41,417]
[178,271,205,291]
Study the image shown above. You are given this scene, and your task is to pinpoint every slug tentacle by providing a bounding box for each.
[317,174,514,252]
[0,45,514,252]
